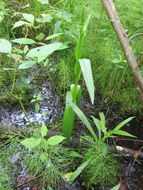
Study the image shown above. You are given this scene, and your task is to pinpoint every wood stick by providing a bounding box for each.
[100,0,143,100]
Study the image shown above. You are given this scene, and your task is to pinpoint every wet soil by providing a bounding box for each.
[1,78,143,190]
[0,81,63,127]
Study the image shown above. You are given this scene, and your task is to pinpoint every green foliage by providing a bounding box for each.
[79,59,95,104]
[83,146,118,188]
[111,184,121,190]
[79,0,143,114]
[0,150,13,190]
[69,103,135,187]
[20,124,71,187]
[0,39,12,53]
[62,58,95,141]
[0,125,73,189]
[74,13,91,82]
[57,60,72,91]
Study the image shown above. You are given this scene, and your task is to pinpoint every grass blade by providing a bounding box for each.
[70,160,90,181]
[70,103,97,141]
[79,59,95,104]
[111,129,136,138]
[114,117,134,130]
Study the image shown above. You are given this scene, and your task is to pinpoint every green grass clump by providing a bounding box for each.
[0,133,74,189]
[83,144,118,189]
[23,145,72,187]
[1,0,143,114]
[73,0,143,114]
[0,152,13,190]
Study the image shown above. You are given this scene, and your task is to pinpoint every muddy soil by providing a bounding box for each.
[1,78,143,190]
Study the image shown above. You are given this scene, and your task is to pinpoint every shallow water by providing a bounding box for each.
[0,82,63,127]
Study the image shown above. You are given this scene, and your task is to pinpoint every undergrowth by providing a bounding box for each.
[1,0,143,114]
[83,145,118,188]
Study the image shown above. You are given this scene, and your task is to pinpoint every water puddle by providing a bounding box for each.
[0,82,63,127]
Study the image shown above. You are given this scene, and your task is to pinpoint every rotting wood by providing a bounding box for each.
[100,0,143,100]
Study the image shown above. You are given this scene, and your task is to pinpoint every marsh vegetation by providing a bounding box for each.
[0,0,143,189]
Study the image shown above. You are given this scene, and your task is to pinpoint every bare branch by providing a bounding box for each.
[101,0,143,99]
[129,33,143,42]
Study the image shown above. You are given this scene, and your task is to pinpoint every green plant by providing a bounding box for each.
[62,59,95,140]
[69,103,135,188]
[62,12,94,141]
[31,93,43,113]
[111,184,120,190]
[20,124,72,188]
[0,150,13,190]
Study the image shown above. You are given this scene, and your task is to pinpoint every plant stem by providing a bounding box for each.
[0,77,33,127]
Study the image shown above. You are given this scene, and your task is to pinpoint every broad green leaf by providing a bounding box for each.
[0,39,12,53]
[22,13,34,24]
[21,137,41,148]
[41,123,48,137]
[45,33,63,40]
[56,11,73,21]
[70,84,82,106]
[54,21,62,34]
[111,184,120,190]
[47,136,66,145]
[12,21,28,29]
[79,59,95,104]
[35,33,45,41]
[70,160,90,181]
[38,0,49,4]
[62,91,75,140]
[57,43,68,50]
[27,42,62,62]
[23,45,29,54]
[11,53,22,60]
[70,103,97,141]
[36,14,52,23]
[114,117,134,130]
[18,61,36,69]
[12,38,35,45]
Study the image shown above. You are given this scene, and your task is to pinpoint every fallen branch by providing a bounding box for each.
[129,33,143,42]
[14,173,43,189]
[110,145,143,158]
[100,0,143,100]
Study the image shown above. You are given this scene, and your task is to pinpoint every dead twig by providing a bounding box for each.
[14,173,43,189]
[129,33,143,42]
[109,145,143,158]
